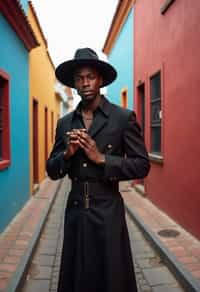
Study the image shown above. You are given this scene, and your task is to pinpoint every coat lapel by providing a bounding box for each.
[88,111,108,138]
[88,96,112,138]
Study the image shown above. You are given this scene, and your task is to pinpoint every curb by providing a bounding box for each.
[125,203,200,292]
[5,179,63,292]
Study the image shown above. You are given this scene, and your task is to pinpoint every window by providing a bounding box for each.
[150,72,161,155]
[0,70,10,170]
[121,88,128,108]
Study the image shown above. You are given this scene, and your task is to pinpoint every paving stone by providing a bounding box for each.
[140,285,152,291]
[135,252,157,259]
[40,240,57,249]
[0,263,17,273]
[33,255,55,267]
[22,279,50,292]
[152,286,184,292]
[137,259,153,269]
[38,247,57,256]
[50,283,58,290]
[142,267,177,286]
[28,265,52,280]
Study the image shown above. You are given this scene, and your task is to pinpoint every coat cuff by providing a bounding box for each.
[104,154,123,181]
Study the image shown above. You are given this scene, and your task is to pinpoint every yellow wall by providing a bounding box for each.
[28,3,60,193]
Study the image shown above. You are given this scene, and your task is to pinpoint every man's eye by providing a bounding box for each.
[88,75,95,80]
[74,77,81,82]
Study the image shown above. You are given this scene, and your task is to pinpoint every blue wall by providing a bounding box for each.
[0,14,30,232]
[107,9,134,109]
[19,0,28,14]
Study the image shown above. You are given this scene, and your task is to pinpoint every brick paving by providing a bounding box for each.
[21,178,68,292]
[121,181,200,288]
[0,178,61,292]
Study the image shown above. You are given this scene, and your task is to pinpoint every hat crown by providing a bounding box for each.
[55,47,117,88]
[74,48,99,60]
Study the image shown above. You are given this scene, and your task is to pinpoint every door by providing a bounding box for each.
[44,107,48,166]
[33,99,39,185]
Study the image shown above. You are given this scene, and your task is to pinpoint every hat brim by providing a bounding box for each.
[55,59,117,88]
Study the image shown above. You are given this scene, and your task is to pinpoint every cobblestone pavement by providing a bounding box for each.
[21,179,186,292]
[127,216,186,292]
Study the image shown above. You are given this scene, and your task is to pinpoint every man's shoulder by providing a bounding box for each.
[58,111,74,125]
[109,100,133,118]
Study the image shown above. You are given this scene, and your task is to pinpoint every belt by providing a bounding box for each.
[71,180,119,209]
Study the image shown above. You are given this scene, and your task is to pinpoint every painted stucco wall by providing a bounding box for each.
[0,14,30,232]
[28,4,60,191]
[107,9,133,110]
[134,0,200,239]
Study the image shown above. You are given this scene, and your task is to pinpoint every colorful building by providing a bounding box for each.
[55,81,74,115]
[134,0,200,239]
[103,0,133,109]
[0,0,38,232]
[28,2,61,193]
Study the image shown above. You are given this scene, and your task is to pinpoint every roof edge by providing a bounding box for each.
[0,0,39,51]
[103,0,134,55]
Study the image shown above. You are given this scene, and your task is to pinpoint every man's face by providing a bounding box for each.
[74,66,103,101]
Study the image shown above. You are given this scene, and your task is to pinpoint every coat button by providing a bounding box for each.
[83,162,87,167]
[73,200,78,206]
[107,144,112,149]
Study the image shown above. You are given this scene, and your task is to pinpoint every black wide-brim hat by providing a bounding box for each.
[55,48,117,88]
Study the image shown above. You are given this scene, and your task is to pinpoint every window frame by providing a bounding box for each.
[121,87,128,109]
[150,71,162,157]
[0,69,11,171]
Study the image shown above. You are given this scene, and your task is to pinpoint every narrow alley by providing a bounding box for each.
[21,179,185,292]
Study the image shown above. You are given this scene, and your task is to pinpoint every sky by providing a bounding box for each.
[31,0,119,67]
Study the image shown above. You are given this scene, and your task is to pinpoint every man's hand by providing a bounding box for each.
[77,131,105,165]
[63,129,86,160]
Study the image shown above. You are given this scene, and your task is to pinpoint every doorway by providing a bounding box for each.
[33,99,39,186]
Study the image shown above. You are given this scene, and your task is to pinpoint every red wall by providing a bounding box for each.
[134,0,200,239]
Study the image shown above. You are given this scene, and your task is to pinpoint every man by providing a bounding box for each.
[46,48,150,292]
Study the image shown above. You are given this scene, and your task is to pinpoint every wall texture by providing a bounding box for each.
[134,0,200,239]
[0,14,30,232]
[28,3,60,191]
[107,9,133,109]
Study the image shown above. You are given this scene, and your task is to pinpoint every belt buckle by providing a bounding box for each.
[83,182,90,209]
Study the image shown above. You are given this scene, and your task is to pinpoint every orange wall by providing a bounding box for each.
[28,4,60,193]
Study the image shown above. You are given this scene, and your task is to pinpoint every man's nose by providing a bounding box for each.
[82,77,89,87]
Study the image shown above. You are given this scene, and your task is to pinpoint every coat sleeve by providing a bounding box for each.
[46,119,71,180]
[104,111,150,181]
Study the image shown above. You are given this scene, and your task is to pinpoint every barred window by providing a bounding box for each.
[150,72,161,154]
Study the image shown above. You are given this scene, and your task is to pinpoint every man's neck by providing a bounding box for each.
[81,93,102,113]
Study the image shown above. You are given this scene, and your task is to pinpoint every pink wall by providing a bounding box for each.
[134,0,200,239]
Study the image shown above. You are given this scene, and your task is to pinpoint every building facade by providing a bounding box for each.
[28,2,61,192]
[134,0,200,239]
[103,0,133,109]
[0,0,38,232]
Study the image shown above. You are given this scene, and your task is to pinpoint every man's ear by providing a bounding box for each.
[99,76,103,87]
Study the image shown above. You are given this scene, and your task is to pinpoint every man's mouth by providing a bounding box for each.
[82,91,93,96]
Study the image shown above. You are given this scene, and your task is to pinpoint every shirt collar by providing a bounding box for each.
[74,95,110,118]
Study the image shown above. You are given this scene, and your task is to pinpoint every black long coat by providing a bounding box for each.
[46,96,150,292]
